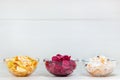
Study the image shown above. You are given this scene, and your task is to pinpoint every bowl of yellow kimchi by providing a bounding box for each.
[4,56,39,77]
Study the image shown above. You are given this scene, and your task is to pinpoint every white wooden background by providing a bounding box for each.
[0,0,120,60]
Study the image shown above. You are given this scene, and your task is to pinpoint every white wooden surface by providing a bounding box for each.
[0,0,120,19]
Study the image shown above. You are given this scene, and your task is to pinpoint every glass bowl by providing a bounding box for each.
[4,56,39,77]
[82,56,117,77]
[44,59,78,76]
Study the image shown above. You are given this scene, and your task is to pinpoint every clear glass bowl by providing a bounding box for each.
[4,56,39,77]
[43,59,78,76]
[82,59,117,77]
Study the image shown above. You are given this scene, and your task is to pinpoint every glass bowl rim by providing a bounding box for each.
[43,58,79,62]
[81,59,117,63]
[3,57,40,62]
